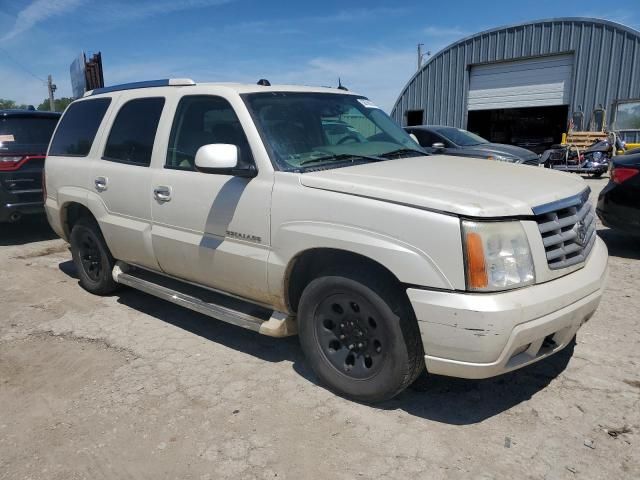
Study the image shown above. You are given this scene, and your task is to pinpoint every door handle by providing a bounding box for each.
[153,186,172,202]
[94,176,108,192]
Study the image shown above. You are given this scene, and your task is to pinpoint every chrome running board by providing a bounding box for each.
[112,262,296,337]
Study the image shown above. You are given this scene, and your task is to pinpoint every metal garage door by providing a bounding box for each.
[468,55,573,111]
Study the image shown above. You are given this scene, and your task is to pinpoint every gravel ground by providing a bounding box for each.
[0,177,638,480]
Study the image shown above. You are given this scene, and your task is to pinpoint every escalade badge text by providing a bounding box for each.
[226,230,262,243]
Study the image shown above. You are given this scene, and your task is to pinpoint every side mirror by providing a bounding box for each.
[195,144,238,170]
[432,142,445,150]
[194,144,257,177]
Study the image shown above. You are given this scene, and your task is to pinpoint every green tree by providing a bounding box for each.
[36,97,74,112]
[0,98,29,110]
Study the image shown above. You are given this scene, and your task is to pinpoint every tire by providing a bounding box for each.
[592,172,603,178]
[69,217,119,295]
[298,271,424,403]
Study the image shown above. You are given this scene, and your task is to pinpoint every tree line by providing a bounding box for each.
[0,97,74,112]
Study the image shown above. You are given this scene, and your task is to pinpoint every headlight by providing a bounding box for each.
[461,220,535,292]
[487,154,516,162]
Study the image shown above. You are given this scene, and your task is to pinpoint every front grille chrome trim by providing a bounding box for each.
[531,187,591,216]
[533,188,596,270]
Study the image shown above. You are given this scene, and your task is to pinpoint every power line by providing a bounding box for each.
[0,46,47,84]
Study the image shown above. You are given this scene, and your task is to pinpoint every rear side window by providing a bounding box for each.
[49,98,111,156]
[103,97,165,166]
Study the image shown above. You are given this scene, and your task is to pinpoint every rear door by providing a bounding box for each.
[85,95,165,269]
[150,94,272,302]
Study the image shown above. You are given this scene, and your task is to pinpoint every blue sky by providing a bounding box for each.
[1,0,638,111]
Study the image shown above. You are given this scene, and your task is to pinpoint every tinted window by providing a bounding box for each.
[410,129,441,147]
[0,116,59,155]
[103,97,165,166]
[166,95,253,171]
[49,98,111,156]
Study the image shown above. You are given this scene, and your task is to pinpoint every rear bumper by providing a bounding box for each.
[407,237,608,379]
[0,200,44,222]
[597,189,640,235]
[0,168,44,222]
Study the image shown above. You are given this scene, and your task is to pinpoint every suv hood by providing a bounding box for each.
[299,155,586,217]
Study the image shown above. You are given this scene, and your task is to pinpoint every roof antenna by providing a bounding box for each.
[337,78,348,91]
[257,79,271,86]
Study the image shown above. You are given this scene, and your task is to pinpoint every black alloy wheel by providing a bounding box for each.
[77,230,103,282]
[314,292,388,380]
[69,217,119,295]
[298,272,425,403]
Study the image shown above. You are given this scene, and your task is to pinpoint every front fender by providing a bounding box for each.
[267,218,462,301]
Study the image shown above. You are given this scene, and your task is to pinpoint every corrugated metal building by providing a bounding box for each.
[391,18,640,151]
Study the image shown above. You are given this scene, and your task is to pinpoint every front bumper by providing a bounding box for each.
[407,237,608,379]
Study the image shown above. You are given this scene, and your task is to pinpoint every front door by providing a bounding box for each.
[150,95,272,303]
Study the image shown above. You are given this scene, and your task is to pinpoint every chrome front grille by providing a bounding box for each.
[532,188,596,270]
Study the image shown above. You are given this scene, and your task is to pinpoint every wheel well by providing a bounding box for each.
[285,248,403,313]
[63,202,96,238]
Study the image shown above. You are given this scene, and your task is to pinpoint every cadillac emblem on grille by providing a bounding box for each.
[574,219,587,246]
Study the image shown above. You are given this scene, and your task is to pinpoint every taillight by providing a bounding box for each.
[612,167,639,184]
[0,155,25,171]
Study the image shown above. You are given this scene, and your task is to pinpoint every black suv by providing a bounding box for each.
[0,109,60,222]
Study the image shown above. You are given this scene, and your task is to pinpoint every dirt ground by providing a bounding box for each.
[0,177,638,480]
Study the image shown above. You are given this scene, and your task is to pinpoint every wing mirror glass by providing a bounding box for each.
[432,142,445,150]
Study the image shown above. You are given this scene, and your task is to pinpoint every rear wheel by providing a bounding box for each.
[69,217,118,295]
[298,272,424,403]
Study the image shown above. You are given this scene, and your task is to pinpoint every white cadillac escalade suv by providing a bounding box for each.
[44,79,608,402]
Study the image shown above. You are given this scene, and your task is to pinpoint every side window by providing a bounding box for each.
[103,97,165,166]
[413,129,439,147]
[49,98,111,156]
[166,95,253,171]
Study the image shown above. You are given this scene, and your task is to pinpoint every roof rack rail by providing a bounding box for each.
[85,78,195,96]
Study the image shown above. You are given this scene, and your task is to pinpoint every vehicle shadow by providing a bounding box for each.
[57,260,575,425]
[381,341,574,425]
[597,228,640,260]
[59,260,308,368]
[0,216,57,246]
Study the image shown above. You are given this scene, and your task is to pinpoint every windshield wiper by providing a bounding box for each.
[379,148,427,158]
[299,153,385,166]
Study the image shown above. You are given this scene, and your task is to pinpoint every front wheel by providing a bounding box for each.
[298,274,424,403]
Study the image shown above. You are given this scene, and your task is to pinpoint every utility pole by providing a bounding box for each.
[47,75,57,111]
[417,44,432,71]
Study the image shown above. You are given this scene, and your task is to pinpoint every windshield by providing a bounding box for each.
[434,126,488,147]
[242,92,425,171]
[0,116,59,155]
